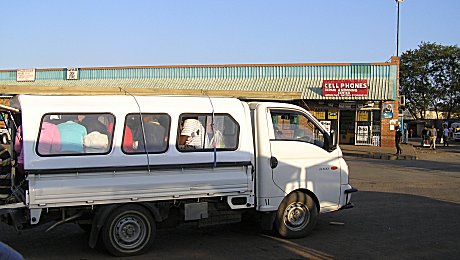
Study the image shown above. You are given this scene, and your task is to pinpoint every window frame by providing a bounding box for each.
[176,113,240,153]
[36,112,116,157]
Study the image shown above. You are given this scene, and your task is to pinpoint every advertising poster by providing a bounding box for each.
[315,111,326,120]
[357,111,369,122]
[357,126,369,142]
[382,104,394,119]
[66,68,79,80]
[17,68,36,82]
[328,110,338,120]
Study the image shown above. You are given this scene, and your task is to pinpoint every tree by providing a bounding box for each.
[400,42,460,120]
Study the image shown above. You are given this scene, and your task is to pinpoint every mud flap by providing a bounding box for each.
[260,211,276,231]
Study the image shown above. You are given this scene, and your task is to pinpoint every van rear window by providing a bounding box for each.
[36,113,115,156]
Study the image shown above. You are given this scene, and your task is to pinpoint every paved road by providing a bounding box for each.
[1,156,459,259]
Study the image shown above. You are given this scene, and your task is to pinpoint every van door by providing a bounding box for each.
[268,109,341,211]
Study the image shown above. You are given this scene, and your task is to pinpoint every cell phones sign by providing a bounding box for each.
[322,80,368,97]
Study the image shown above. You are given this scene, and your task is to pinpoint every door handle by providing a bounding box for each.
[270,156,278,169]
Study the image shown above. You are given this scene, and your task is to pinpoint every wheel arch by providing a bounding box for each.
[293,188,320,213]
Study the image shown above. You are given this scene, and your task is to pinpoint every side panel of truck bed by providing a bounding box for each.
[28,164,252,208]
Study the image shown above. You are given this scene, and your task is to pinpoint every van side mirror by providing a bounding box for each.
[327,130,337,151]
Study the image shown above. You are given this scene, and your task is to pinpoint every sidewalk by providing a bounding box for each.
[341,143,417,160]
[341,138,460,161]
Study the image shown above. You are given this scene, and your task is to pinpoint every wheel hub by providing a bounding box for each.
[113,215,147,249]
[284,202,310,231]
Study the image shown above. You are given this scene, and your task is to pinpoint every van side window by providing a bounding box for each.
[123,113,170,154]
[270,110,325,148]
[177,114,239,152]
[37,113,115,156]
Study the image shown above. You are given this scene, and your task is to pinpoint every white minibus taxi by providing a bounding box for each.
[0,95,356,256]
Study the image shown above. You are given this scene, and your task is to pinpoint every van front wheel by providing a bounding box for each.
[275,191,318,238]
[101,204,155,257]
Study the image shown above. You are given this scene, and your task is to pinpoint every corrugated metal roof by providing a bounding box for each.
[0,62,398,100]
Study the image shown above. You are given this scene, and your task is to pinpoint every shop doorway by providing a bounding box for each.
[339,110,381,146]
[355,110,381,146]
[339,110,355,144]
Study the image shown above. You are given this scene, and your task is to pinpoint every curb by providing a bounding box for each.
[343,152,417,160]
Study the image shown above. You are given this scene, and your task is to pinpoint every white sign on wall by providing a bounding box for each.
[17,68,36,82]
[66,68,79,80]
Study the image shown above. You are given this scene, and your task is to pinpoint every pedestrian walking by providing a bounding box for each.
[403,128,408,144]
[421,127,428,146]
[429,125,437,150]
[395,125,402,155]
[443,125,449,147]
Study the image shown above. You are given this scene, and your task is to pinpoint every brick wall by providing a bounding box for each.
[381,100,399,147]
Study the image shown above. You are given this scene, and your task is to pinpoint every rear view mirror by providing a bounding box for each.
[327,130,337,152]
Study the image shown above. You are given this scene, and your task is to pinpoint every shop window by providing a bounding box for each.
[37,113,115,156]
[177,114,239,152]
[123,113,170,154]
[271,110,324,148]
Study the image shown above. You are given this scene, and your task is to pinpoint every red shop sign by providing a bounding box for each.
[322,80,369,97]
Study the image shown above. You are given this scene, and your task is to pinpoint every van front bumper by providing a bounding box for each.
[340,186,358,210]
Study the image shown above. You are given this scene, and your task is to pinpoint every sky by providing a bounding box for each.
[1,0,459,69]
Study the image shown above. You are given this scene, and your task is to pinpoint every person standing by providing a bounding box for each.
[443,125,449,147]
[421,127,428,146]
[403,128,408,144]
[395,125,402,155]
[429,125,437,150]
[13,125,25,184]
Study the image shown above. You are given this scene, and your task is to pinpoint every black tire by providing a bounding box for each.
[101,204,155,257]
[275,191,318,238]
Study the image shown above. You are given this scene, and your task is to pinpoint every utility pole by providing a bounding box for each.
[396,0,404,56]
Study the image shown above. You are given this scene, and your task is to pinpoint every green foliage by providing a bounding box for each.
[400,42,460,119]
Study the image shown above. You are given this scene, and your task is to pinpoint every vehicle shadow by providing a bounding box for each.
[1,191,459,260]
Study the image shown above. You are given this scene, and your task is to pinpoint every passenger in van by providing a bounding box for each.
[132,115,167,152]
[37,119,61,155]
[80,115,110,153]
[57,115,87,153]
[142,115,167,152]
[122,126,134,152]
[80,115,110,136]
[83,131,109,153]
[179,117,206,149]
[107,120,134,153]
[205,116,225,148]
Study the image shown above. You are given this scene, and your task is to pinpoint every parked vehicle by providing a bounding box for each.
[0,113,10,144]
[451,122,460,141]
[0,95,356,256]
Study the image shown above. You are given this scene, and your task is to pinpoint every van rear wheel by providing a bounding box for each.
[275,191,318,238]
[101,204,155,257]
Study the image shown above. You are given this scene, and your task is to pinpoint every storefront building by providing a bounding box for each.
[0,57,400,147]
